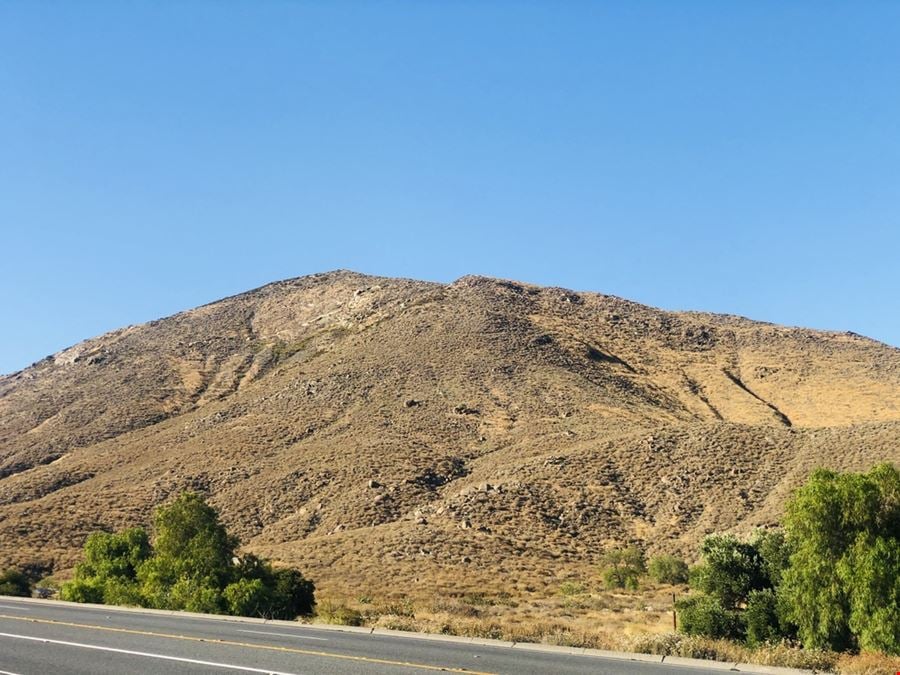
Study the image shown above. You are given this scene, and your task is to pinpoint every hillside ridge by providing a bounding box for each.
[1,270,898,596]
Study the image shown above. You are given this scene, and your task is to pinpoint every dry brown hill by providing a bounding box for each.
[1,271,898,597]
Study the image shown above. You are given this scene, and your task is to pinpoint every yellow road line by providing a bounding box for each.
[0,614,494,674]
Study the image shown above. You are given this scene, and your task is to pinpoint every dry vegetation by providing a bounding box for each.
[307,579,898,673]
[317,578,679,643]
[1,271,899,670]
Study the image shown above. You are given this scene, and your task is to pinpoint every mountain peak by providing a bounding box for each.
[1,272,898,597]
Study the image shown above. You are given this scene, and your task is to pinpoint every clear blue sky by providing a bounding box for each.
[2,2,899,374]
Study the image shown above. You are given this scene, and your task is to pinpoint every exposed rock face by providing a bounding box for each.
[1,270,898,595]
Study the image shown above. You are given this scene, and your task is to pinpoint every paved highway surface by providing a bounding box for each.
[0,597,750,674]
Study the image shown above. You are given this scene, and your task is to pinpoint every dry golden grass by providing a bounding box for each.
[311,583,898,673]
[313,581,674,646]
[836,651,900,675]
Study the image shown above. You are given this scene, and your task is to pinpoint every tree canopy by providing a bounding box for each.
[647,554,689,585]
[780,463,899,653]
[61,492,315,619]
[600,547,646,590]
[676,463,899,655]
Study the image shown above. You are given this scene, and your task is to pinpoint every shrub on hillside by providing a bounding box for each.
[558,581,587,597]
[0,568,32,597]
[648,555,689,585]
[600,547,645,590]
[316,600,363,626]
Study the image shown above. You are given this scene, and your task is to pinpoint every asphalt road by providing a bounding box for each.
[0,597,744,674]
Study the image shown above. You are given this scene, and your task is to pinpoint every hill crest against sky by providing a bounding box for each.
[1,271,898,595]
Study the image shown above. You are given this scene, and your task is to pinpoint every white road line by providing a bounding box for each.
[0,606,29,611]
[0,669,23,675]
[0,632,301,675]
[236,629,328,641]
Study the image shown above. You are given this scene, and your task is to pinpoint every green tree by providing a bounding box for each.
[839,532,900,653]
[167,578,224,613]
[268,568,316,619]
[600,547,645,590]
[76,529,150,581]
[61,491,316,620]
[61,528,150,605]
[674,466,898,652]
[224,555,315,619]
[751,528,791,589]
[780,464,900,653]
[60,577,105,604]
[150,492,236,585]
[690,534,767,609]
[0,569,31,597]
[138,492,236,611]
[675,593,743,640]
[744,589,784,647]
[224,577,272,617]
[647,554,689,585]
[677,531,792,644]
